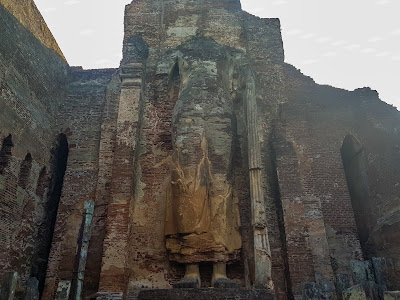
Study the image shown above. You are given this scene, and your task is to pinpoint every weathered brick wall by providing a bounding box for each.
[84,72,121,297]
[0,3,67,162]
[347,89,400,289]
[0,148,45,278]
[106,1,292,298]
[242,14,289,299]
[2,0,399,298]
[124,0,244,51]
[0,0,65,59]
[98,60,144,293]
[275,64,400,296]
[42,68,117,299]
[0,1,67,296]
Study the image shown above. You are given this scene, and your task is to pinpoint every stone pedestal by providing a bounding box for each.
[137,289,275,300]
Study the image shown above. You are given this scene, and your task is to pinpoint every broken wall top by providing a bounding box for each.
[123,0,284,64]
[0,0,66,60]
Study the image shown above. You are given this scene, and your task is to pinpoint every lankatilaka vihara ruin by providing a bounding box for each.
[0,0,399,299]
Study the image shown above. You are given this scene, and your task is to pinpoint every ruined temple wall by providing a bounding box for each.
[107,1,292,297]
[339,89,400,289]
[0,1,68,294]
[3,0,399,298]
[124,0,244,51]
[43,69,117,299]
[0,3,67,164]
[274,71,362,297]
[33,0,398,297]
[274,95,349,299]
[98,62,145,293]
[0,143,47,283]
[275,64,400,296]
[84,71,121,297]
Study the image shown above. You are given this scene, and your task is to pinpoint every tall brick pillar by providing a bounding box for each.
[274,128,336,300]
[98,62,145,293]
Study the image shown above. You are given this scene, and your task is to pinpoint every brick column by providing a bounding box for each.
[98,62,144,293]
[274,130,336,300]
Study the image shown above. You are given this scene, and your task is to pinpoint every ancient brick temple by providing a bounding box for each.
[0,0,399,299]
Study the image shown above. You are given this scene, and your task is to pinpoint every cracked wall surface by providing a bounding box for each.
[0,0,399,299]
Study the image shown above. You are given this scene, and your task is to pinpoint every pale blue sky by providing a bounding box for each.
[34,0,399,109]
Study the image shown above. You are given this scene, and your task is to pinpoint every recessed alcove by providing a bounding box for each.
[341,135,371,258]
[0,135,14,174]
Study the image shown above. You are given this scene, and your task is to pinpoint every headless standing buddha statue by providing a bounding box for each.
[165,39,242,288]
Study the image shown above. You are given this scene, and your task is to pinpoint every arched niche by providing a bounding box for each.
[35,133,69,297]
[35,167,48,198]
[340,134,371,258]
[0,134,14,174]
[162,60,181,152]
[18,153,32,189]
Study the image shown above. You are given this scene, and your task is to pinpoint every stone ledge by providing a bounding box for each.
[137,288,275,300]
[384,291,400,300]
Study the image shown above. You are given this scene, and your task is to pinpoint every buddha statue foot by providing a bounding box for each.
[212,278,239,289]
[172,277,201,289]
[210,262,239,288]
[173,264,201,288]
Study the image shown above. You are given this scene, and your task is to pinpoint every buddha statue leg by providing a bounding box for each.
[206,115,241,288]
[211,262,239,288]
[172,263,201,288]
